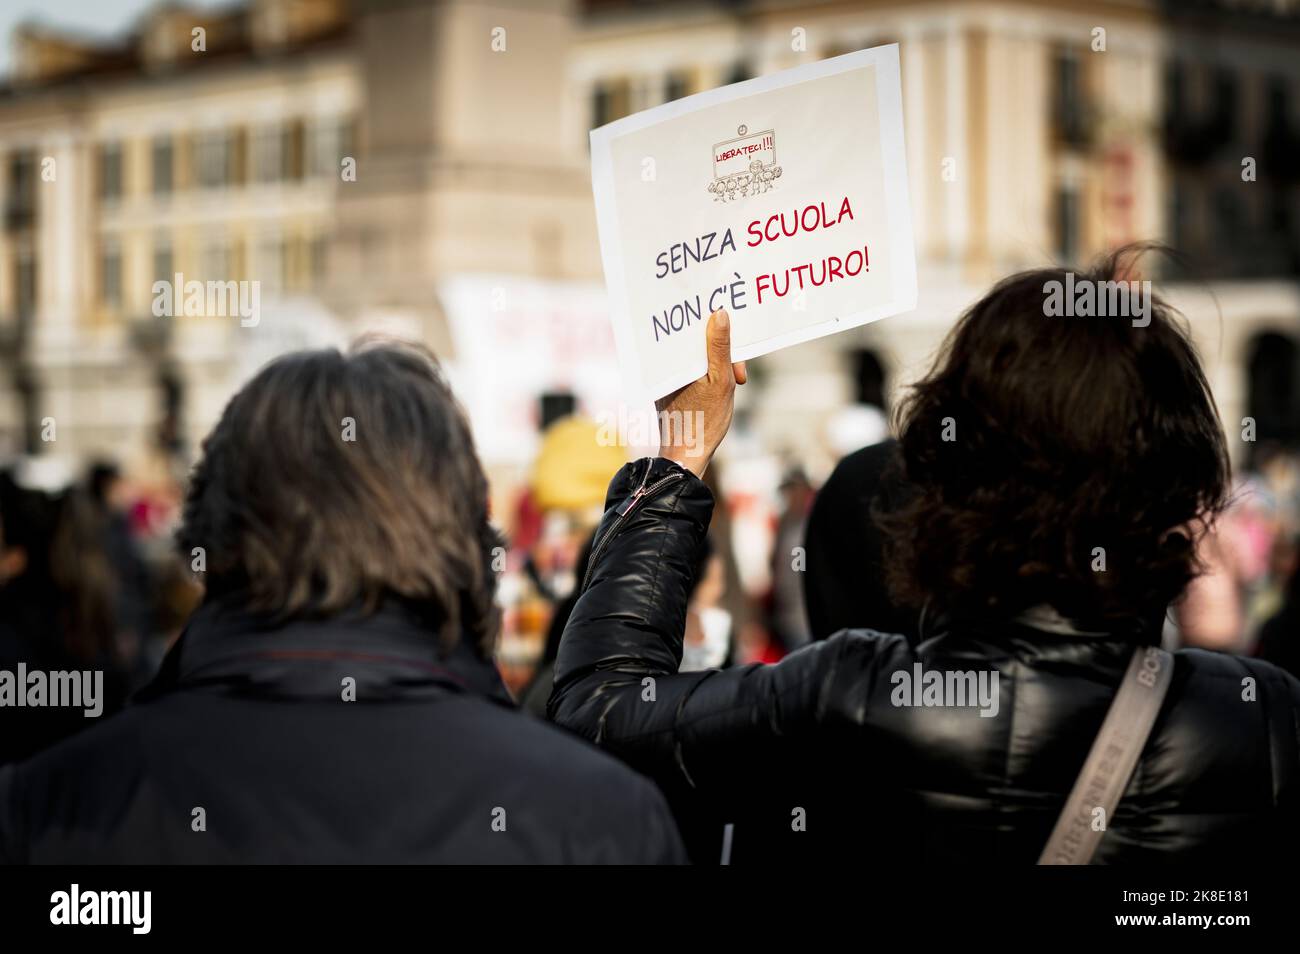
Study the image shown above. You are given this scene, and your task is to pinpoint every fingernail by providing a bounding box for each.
[716,310,729,329]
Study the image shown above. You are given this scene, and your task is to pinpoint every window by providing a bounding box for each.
[1053,51,1087,146]
[1212,68,1237,142]
[725,61,753,85]
[253,125,282,183]
[99,142,123,201]
[6,150,37,228]
[231,129,248,186]
[665,70,691,103]
[14,248,36,316]
[153,235,173,286]
[1246,332,1300,455]
[201,236,231,282]
[152,137,173,195]
[100,237,122,308]
[256,233,285,293]
[591,79,631,129]
[309,118,343,178]
[1214,186,1242,247]
[285,235,304,291]
[310,234,328,286]
[1053,186,1079,263]
[339,118,356,166]
[196,130,233,188]
[281,121,305,180]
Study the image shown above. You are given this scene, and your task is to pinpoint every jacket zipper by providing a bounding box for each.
[579,463,686,594]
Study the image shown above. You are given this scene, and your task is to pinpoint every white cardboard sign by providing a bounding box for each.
[590,45,917,401]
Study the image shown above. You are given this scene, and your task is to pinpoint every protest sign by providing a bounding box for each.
[590,44,917,401]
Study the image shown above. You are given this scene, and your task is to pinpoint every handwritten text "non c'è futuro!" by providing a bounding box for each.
[648,196,869,342]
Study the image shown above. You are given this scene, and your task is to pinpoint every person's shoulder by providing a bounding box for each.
[1,700,159,790]
[468,695,660,789]
[1175,647,1300,701]
[0,702,168,863]
[779,628,914,679]
[822,627,914,662]
[440,695,669,808]
[1175,646,1298,683]
[1167,648,1300,755]
[777,628,915,724]
[457,698,684,861]
[1155,649,1300,799]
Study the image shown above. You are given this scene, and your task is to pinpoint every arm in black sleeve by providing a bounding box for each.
[548,456,902,798]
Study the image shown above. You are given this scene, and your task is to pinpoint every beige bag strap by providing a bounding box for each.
[1038,645,1173,865]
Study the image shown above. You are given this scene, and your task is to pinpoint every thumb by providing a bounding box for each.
[706,309,732,380]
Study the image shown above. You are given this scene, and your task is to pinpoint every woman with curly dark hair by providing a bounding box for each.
[551,252,1300,865]
[877,248,1230,635]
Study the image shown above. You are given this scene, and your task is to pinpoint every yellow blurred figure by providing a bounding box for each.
[530,416,629,515]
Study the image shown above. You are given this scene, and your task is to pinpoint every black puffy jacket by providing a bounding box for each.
[550,457,1300,865]
[0,601,686,864]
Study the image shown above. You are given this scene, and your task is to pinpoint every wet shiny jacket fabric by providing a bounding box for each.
[550,457,1300,865]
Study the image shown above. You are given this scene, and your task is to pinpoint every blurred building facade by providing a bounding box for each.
[0,0,1298,483]
[0,0,361,478]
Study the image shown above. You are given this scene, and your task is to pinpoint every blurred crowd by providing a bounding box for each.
[0,455,199,764]
[1182,443,1300,673]
[5,417,1300,766]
